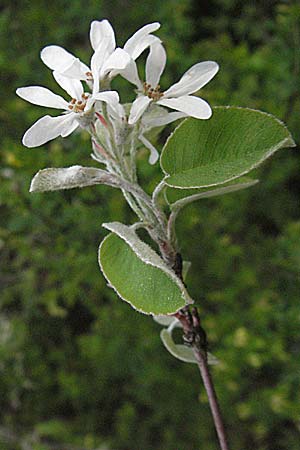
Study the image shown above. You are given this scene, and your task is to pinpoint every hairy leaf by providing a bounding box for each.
[99,222,192,315]
[29,166,115,192]
[161,107,295,188]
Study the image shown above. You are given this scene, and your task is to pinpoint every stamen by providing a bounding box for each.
[86,71,93,81]
[68,93,90,113]
[143,82,164,101]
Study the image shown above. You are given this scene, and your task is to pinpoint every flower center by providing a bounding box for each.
[143,82,164,101]
[68,93,90,113]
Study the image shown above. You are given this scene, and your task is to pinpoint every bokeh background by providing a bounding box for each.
[1,1,300,449]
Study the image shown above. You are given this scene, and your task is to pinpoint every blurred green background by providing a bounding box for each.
[1,1,300,449]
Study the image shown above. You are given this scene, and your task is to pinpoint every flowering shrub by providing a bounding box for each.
[16,18,295,450]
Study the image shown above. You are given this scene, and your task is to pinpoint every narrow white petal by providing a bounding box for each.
[16,86,68,109]
[22,114,74,147]
[91,46,107,96]
[90,20,116,53]
[41,45,89,78]
[60,116,79,137]
[60,58,90,80]
[128,96,152,125]
[93,90,120,105]
[143,110,187,128]
[41,45,75,71]
[118,59,142,88]
[124,22,160,59]
[157,95,212,119]
[53,72,83,100]
[90,38,113,91]
[107,102,126,121]
[101,48,131,77]
[139,134,159,164]
[146,42,166,87]
[164,61,219,98]
[129,35,161,61]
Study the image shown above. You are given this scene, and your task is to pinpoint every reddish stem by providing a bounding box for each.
[175,307,230,450]
[193,347,230,450]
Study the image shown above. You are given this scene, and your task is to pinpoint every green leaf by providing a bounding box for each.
[29,166,116,192]
[99,222,192,315]
[166,176,258,207]
[160,329,219,365]
[161,107,295,188]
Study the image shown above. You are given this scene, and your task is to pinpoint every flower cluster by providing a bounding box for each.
[17,20,218,165]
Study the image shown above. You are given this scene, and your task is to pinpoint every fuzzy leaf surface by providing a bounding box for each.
[161,107,295,188]
[99,222,192,315]
[30,166,115,192]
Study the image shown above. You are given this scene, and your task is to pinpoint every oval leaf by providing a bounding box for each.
[99,222,192,315]
[161,107,295,188]
[30,166,114,192]
[160,329,219,365]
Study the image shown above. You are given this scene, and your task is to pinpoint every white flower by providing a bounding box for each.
[95,98,161,165]
[125,42,219,125]
[40,20,161,96]
[16,74,119,148]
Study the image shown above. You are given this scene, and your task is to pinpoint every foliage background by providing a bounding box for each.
[0,0,300,449]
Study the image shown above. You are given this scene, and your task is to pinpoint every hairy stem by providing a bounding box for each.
[152,179,166,208]
[103,125,231,449]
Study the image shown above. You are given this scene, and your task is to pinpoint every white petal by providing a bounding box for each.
[60,117,79,137]
[90,38,113,92]
[93,90,120,105]
[139,134,159,164]
[101,48,131,77]
[16,86,68,109]
[90,46,106,95]
[143,110,187,128]
[22,114,75,147]
[124,22,160,59]
[164,61,219,98]
[146,42,166,87]
[41,45,89,78]
[60,58,90,79]
[130,35,161,61]
[107,102,126,121]
[90,20,116,53]
[157,95,212,119]
[128,96,152,125]
[53,72,83,100]
[118,59,142,88]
